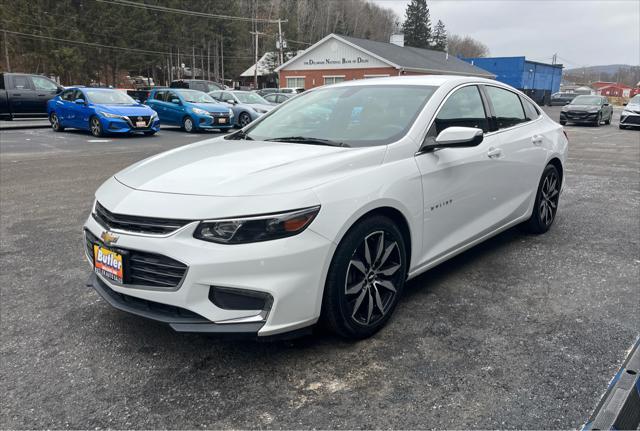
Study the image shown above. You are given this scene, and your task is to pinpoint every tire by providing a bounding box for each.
[182,116,196,133]
[321,215,407,339]
[143,131,157,136]
[559,120,566,126]
[238,112,252,127]
[594,113,601,127]
[619,124,626,130]
[520,164,561,234]
[90,116,103,137]
[605,112,611,125]
[50,112,64,132]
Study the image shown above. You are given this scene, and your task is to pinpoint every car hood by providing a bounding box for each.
[625,103,640,111]
[246,103,274,112]
[188,102,228,113]
[565,104,600,111]
[94,104,155,116]
[114,138,386,197]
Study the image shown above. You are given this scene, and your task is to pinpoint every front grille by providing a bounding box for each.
[85,230,188,289]
[127,115,151,127]
[622,116,640,125]
[93,201,192,235]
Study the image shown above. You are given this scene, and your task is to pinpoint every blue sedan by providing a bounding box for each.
[145,88,234,133]
[47,87,160,137]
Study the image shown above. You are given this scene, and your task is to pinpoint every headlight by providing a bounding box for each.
[98,111,123,119]
[561,106,568,112]
[588,108,599,113]
[150,111,158,120]
[193,206,320,244]
[192,107,210,116]
[228,108,234,117]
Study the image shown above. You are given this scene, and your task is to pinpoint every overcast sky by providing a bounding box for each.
[371,0,639,68]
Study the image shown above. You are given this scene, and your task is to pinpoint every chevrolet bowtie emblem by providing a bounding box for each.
[100,231,119,245]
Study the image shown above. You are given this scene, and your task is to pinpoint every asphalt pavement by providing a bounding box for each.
[1,107,639,429]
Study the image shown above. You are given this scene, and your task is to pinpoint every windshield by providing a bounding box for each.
[243,85,437,147]
[85,90,136,105]
[175,89,217,103]
[629,95,640,104]
[572,96,602,105]
[234,92,268,104]
[204,82,221,92]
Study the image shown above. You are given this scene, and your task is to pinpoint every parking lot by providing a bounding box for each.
[0,106,638,429]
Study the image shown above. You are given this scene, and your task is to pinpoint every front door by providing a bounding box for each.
[414,85,503,265]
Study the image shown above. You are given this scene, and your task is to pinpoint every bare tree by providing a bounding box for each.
[447,34,490,58]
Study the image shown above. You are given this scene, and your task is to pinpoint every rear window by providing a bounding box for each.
[521,97,540,120]
[485,86,527,129]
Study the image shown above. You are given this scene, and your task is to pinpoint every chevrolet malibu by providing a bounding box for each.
[84,76,568,339]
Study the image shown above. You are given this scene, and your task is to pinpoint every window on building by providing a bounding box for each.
[433,85,489,134]
[485,86,527,129]
[286,77,305,88]
[323,76,345,85]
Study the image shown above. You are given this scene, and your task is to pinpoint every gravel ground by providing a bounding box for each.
[1,107,638,429]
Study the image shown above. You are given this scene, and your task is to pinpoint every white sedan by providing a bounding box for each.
[84,75,567,339]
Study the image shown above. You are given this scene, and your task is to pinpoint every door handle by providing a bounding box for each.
[487,147,502,159]
[532,135,543,145]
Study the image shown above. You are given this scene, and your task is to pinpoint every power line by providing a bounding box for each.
[1,29,255,60]
[95,0,285,24]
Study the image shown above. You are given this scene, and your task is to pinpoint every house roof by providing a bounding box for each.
[276,33,495,78]
[240,51,302,77]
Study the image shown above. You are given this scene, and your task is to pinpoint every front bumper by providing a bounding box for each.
[193,113,234,130]
[560,111,599,123]
[83,210,335,337]
[620,111,640,127]
[100,116,161,134]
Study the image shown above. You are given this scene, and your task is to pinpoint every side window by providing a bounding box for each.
[485,86,526,129]
[167,92,180,103]
[434,85,489,134]
[31,76,58,91]
[210,91,221,101]
[12,75,32,90]
[521,97,539,120]
[60,90,75,101]
[221,92,233,101]
[73,90,85,102]
[192,82,205,92]
[154,91,166,101]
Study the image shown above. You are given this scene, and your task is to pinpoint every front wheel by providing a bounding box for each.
[520,164,561,234]
[143,130,157,136]
[238,112,252,127]
[604,112,612,125]
[182,116,196,133]
[90,116,103,137]
[594,113,602,127]
[50,113,64,132]
[559,120,566,126]
[321,215,407,339]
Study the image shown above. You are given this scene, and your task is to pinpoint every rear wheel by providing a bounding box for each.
[50,113,64,132]
[90,116,103,137]
[521,164,561,234]
[322,215,407,339]
[182,116,196,133]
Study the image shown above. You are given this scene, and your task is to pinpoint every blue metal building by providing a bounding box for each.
[461,56,563,105]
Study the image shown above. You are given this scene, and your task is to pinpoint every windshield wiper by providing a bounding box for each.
[225,129,253,140]
[265,136,349,147]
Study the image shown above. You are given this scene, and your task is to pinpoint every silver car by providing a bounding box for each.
[209,90,273,127]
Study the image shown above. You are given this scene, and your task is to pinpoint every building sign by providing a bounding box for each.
[284,38,390,70]
[303,57,370,66]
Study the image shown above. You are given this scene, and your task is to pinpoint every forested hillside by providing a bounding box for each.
[0,0,398,85]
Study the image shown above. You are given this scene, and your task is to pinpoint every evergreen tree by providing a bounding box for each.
[402,0,432,49]
[432,20,447,51]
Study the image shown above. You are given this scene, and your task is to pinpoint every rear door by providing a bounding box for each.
[6,75,37,115]
[30,75,60,114]
[164,91,184,124]
[146,90,168,122]
[482,85,547,221]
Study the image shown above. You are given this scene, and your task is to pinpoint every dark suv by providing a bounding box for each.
[169,79,224,93]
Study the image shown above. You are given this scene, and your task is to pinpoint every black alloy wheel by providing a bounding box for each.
[238,112,252,127]
[322,215,407,339]
[521,164,561,234]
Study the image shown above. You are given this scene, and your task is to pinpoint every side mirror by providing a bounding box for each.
[421,127,484,153]
[564,101,571,105]
[603,103,609,106]
[74,98,85,105]
[135,99,141,104]
[170,98,181,104]
[226,99,236,105]
[623,103,628,106]
[56,87,64,94]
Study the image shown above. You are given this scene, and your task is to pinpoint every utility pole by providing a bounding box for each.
[3,30,10,72]
[250,31,264,89]
[277,19,284,66]
[192,45,196,79]
[200,47,204,82]
[220,35,225,86]
[207,41,210,81]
